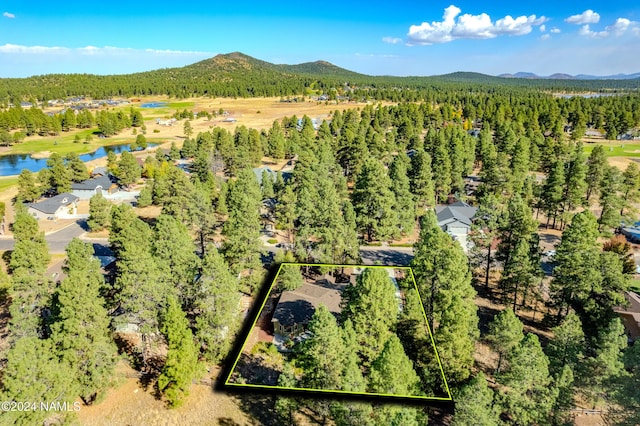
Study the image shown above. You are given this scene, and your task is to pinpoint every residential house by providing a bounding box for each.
[271,280,345,338]
[26,193,79,220]
[70,175,119,199]
[615,291,640,342]
[435,200,478,252]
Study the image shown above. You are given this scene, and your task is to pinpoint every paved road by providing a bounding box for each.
[0,219,113,255]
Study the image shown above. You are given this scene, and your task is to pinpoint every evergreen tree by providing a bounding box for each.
[297,305,346,390]
[409,150,436,210]
[352,158,396,242]
[341,268,399,365]
[368,334,421,396]
[261,169,274,199]
[585,145,607,201]
[497,334,556,425]
[277,263,304,291]
[0,337,75,425]
[389,153,416,237]
[620,162,640,217]
[87,192,111,232]
[116,151,141,188]
[16,169,41,203]
[222,168,263,292]
[598,165,622,233]
[276,184,297,245]
[66,152,88,182]
[486,308,524,374]
[50,239,117,403]
[194,245,240,362]
[157,295,199,408]
[545,312,584,376]
[411,211,478,384]
[45,152,71,193]
[153,214,200,308]
[451,372,498,426]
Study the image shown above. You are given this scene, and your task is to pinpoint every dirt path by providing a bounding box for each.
[77,363,254,425]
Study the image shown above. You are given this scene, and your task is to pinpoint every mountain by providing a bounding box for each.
[2,52,639,102]
[499,71,640,80]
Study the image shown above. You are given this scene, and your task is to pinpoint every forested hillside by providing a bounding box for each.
[0,52,638,104]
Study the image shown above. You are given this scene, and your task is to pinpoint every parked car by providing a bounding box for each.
[544,250,556,257]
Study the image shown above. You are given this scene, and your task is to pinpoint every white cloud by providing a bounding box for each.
[606,18,632,35]
[539,24,546,32]
[540,34,551,40]
[3,12,15,18]
[550,27,561,33]
[382,36,403,44]
[579,24,608,38]
[566,10,600,25]
[406,5,547,45]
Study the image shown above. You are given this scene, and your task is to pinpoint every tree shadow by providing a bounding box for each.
[233,392,279,426]
[76,218,90,232]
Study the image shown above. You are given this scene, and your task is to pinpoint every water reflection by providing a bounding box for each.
[0,143,156,177]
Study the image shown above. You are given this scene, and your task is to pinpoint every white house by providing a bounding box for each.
[70,175,119,200]
[26,193,79,220]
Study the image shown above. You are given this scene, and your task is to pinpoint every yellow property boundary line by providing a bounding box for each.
[224,263,453,402]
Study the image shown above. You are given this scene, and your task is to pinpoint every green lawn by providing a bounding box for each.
[166,101,196,109]
[582,142,640,158]
[0,176,19,193]
[8,130,166,156]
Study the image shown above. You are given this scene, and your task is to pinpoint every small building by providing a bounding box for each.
[26,193,79,220]
[614,291,640,343]
[271,281,344,338]
[70,175,118,199]
[435,200,478,252]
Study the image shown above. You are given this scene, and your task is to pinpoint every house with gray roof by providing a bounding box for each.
[70,175,119,199]
[435,201,477,252]
[26,193,79,220]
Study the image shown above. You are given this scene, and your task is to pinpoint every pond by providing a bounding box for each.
[0,143,157,177]
[141,102,167,108]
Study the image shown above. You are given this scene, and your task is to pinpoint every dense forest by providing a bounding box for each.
[1,74,640,424]
[0,52,639,104]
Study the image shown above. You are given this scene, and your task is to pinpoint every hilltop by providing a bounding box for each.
[1,52,639,103]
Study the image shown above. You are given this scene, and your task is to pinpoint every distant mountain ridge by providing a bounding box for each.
[499,71,640,80]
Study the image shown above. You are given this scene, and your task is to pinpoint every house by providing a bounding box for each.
[614,291,640,342]
[435,200,478,252]
[26,193,79,220]
[252,167,293,185]
[70,175,119,199]
[271,281,344,338]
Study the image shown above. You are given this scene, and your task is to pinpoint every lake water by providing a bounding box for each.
[0,143,156,177]
[141,102,167,108]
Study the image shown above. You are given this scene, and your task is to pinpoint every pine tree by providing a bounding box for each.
[153,214,200,307]
[65,152,88,182]
[50,239,117,403]
[277,263,304,291]
[545,312,584,376]
[116,151,141,188]
[87,192,111,231]
[411,211,478,384]
[276,184,297,244]
[194,245,240,362]
[389,153,416,237]
[46,152,71,193]
[598,165,622,233]
[499,238,536,311]
[0,337,75,425]
[431,134,452,202]
[451,372,499,426]
[409,150,436,210]
[261,169,274,199]
[222,168,263,292]
[541,159,565,228]
[341,268,399,365]
[497,334,556,425]
[620,162,640,217]
[585,145,607,201]
[368,334,421,396]
[298,305,346,390]
[16,169,41,203]
[157,295,199,408]
[352,157,396,242]
[486,308,523,374]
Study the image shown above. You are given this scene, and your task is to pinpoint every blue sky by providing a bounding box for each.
[1,1,639,78]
